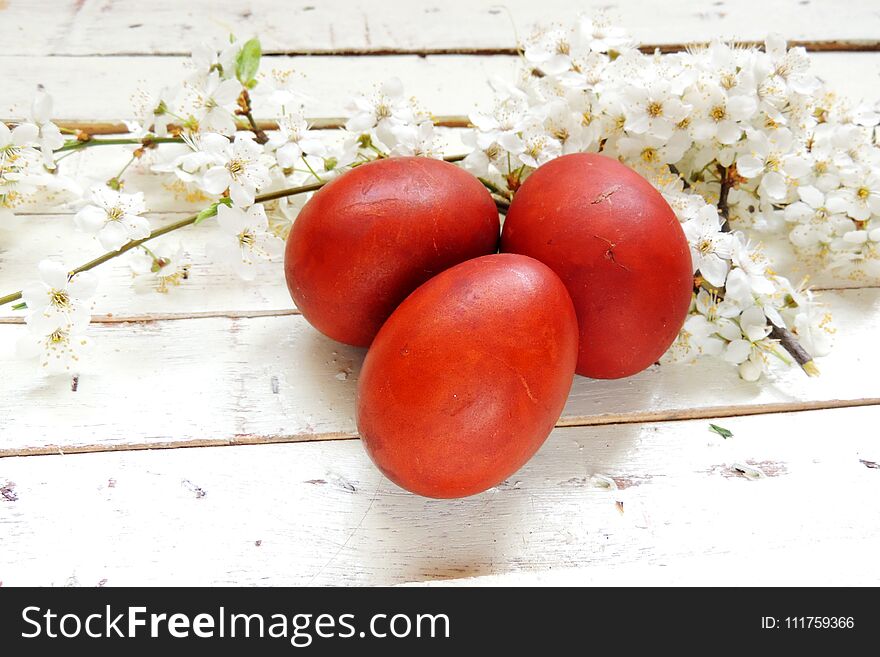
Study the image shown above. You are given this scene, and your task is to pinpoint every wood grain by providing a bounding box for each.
[2,208,875,325]
[3,53,879,124]
[3,0,880,56]
[3,0,878,588]
[0,287,877,456]
[0,212,299,319]
[2,405,877,585]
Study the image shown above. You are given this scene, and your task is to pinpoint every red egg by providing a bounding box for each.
[501,153,693,379]
[356,254,578,498]
[284,157,500,346]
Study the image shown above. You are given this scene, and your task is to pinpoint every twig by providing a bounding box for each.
[478,176,511,200]
[45,116,473,135]
[54,136,183,153]
[494,196,510,214]
[0,181,322,307]
[768,324,819,376]
[713,163,817,376]
[0,153,472,307]
[716,163,732,232]
[236,89,269,145]
[668,163,689,190]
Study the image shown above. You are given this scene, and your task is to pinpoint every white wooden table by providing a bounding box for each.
[1,0,879,586]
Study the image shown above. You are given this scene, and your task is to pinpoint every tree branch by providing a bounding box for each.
[0,153,472,308]
[0,181,324,307]
[769,324,820,376]
[55,136,183,153]
[714,163,818,376]
[716,163,732,232]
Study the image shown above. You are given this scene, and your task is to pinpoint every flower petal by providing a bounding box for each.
[38,259,69,289]
[97,222,129,251]
[738,358,763,382]
[32,89,54,124]
[123,214,152,240]
[216,203,248,234]
[245,204,269,230]
[229,182,255,207]
[760,171,787,200]
[212,78,243,106]
[11,123,39,146]
[699,254,729,287]
[68,271,98,301]
[716,120,741,145]
[796,185,824,209]
[202,166,232,194]
[724,339,752,364]
[736,155,764,178]
[74,205,107,233]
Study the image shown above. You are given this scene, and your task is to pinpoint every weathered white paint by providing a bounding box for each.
[3,53,879,123]
[0,288,877,455]
[0,212,298,318]
[3,0,878,587]
[1,210,873,325]
[2,0,879,56]
[1,406,878,586]
[409,539,880,586]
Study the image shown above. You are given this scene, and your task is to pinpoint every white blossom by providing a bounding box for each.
[269,109,325,168]
[213,203,283,280]
[74,186,150,251]
[737,129,810,201]
[201,133,271,206]
[20,260,96,329]
[838,167,880,221]
[192,71,241,135]
[22,88,65,168]
[622,81,690,140]
[462,15,875,378]
[17,316,91,371]
[128,240,191,293]
[688,83,757,146]
[17,260,97,371]
[346,78,411,137]
[793,300,834,358]
[682,204,734,286]
[578,17,632,54]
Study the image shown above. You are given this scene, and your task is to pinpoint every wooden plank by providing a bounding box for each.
[0,51,876,321]
[1,210,873,325]
[0,314,364,454]
[3,53,880,123]
[0,55,512,122]
[408,538,880,585]
[0,287,877,455]
[0,212,299,318]
[0,50,875,305]
[3,0,880,56]
[1,405,877,585]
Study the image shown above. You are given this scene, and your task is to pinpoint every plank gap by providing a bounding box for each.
[11,40,880,58]
[0,309,301,325]
[1,286,874,326]
[2,397,877,459]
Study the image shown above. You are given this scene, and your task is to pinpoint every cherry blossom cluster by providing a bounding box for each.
[5,21,875,379]
[3,36,440,371]
[0,89,68,217]
[463,18,878,379]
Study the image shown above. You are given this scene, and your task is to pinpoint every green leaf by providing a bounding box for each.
[11,301,27,311]
[193,198,233,225]
[708,423,733,439]
[235,38,262,85]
